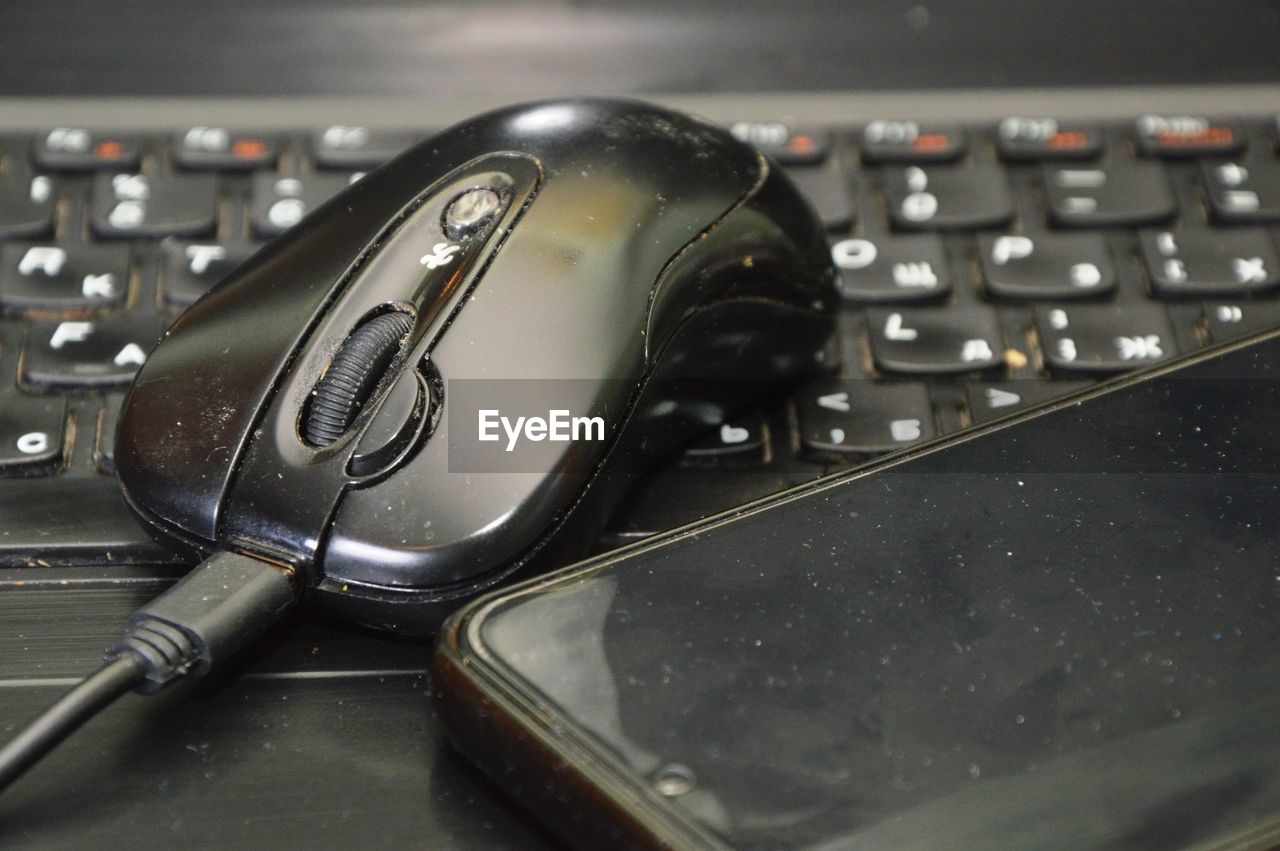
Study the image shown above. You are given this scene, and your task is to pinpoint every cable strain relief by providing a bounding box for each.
[103,550,298,695]
[105,620,200,694]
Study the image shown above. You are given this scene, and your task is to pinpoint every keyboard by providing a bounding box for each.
[1,112,1278,566]
[0,93,1276,848]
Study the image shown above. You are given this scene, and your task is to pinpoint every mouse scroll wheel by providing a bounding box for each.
[304,311,415,447]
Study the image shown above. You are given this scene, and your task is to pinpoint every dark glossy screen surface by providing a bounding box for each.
[4,1,1278,96]
[462,332,1280,848]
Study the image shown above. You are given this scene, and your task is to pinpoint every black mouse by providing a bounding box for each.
[115,98,836,632]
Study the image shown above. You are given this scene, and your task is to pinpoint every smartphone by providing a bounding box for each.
[435,329,1280,850]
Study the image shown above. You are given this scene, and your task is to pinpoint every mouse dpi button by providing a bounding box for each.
[444,188,503,239]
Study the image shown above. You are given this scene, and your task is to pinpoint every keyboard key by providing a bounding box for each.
[251,173,353,236]
[995,117,1102,161]
[796,379,935,455]
[885,164,1013,230]
[0,394,66,475]
[1201,159,1280,223]
[162,240,256,307]
[786,163,854,230]
[867,307,1004,374]
[1036,304,1177,374]
[0,173,55,238]
[0,243,129,313]
[91,173,218,238]
[310,126,424,169]
[861,121,964,163]
[35,128,140,170]
[966,379,1091,423]
[1043,162,1175,226]
[0,475,168,560]
[683,414,767,459]
[1135,115,1244,158]
[603,466,802,545]
[1141,227,1280,297]
[95,393,124,474]
[729,122,830,165]
[21,315,162,389]
[173,127,278,170]
[831,234,950,302]
[1203,301,1280,343]
[979,232,1116,299]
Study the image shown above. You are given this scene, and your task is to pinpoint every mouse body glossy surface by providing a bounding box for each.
[116,99,837,631]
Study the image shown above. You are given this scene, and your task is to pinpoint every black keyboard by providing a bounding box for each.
[2,113,1278,565]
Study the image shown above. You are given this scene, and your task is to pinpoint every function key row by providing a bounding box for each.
[0,116,1274,243]
[857,118,1104,162]
[7,114,1274,179]
[25,125,431,172]
[34,127,275,171]
[733,114,1255,165]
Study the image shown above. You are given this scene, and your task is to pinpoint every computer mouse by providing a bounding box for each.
[114,98,836,632]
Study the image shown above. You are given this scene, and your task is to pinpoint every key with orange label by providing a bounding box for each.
[173,127,278,170]
[34,128,140,170]
[728,121,831,165]
[861,120,964,163]
[1135,114,1244,157]
[996,117,1103,161]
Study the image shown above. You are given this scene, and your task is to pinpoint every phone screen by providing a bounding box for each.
[449,331,1280,849]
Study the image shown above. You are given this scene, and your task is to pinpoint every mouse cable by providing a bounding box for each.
[0,550,298,793]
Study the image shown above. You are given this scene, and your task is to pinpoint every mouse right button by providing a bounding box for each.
[347,369,429,479]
